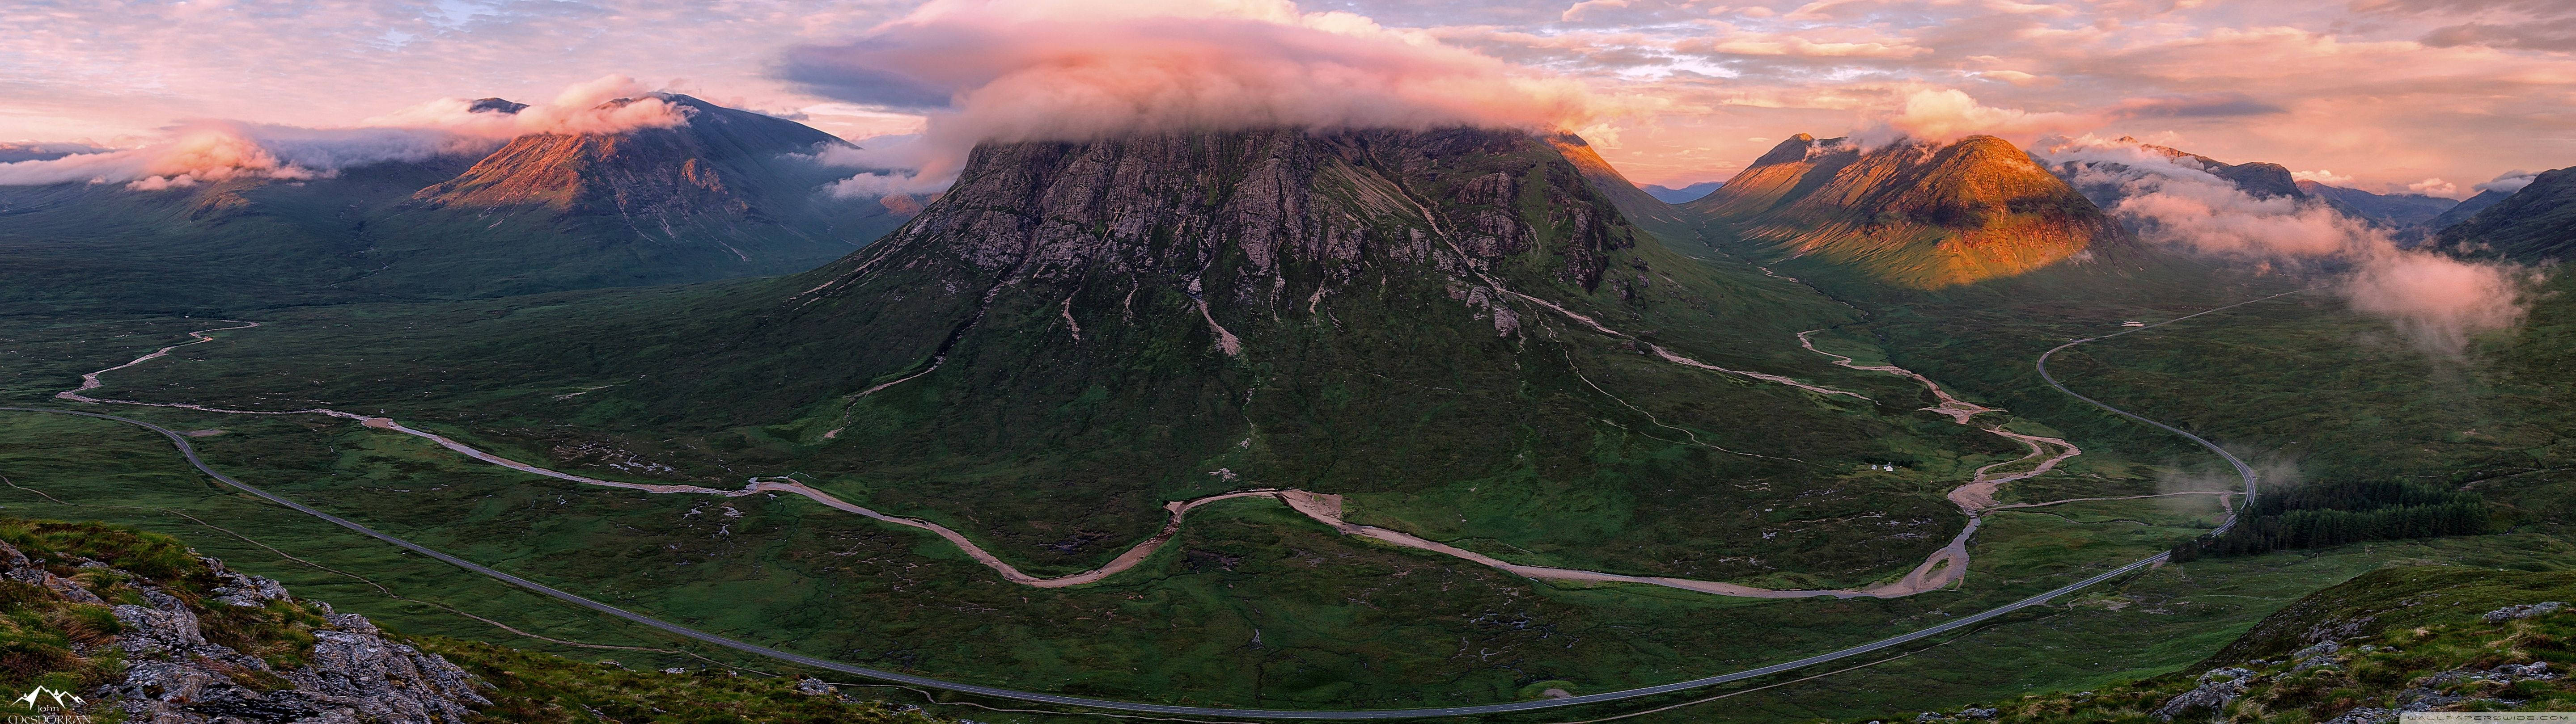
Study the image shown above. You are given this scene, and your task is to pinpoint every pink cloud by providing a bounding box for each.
[2039,136,2534,355]
[781,0,1618,184]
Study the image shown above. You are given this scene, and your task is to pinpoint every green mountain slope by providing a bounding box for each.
[1851,566,2576,723]
[2437,166,2576,261]
[92,126,2014,587]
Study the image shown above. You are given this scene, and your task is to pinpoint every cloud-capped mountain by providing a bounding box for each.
[344,126,1957,584]
[1686,133,2118,288]
[2047,138,2309,208]
[2436,165,2576,261]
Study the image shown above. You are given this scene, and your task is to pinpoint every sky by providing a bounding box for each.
[5,0,2572,195]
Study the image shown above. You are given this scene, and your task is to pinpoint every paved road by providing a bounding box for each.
[0,296,2286,719]
[2034,289,2309,532]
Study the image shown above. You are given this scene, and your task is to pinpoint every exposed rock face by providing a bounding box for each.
[795,126,1635,334]
[1687,134,2116,288]
[0,540,488,724]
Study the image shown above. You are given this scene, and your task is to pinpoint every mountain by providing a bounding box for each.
[1685,133,2119,288]
[104,126,1991,593]
[1641,181,1720,203]
[2136,141,2304,199]
[2436,165,2576,261]
[0,93,912,311]
[2429,187,2511,229]
[2048,138,2309,209]
[1542,133,1702,234]
[2295,180,2458,227]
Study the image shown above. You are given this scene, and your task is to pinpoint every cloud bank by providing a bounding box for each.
[2042,136,2533,355]
[779,0,1614,184]
[0,76,691,190]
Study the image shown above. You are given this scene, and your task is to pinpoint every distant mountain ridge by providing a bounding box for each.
[1687,133,2118,288]
[1641,181,1720,203]
[2437,165,2576,261]
[0,93,912,311]
[2295,180,2458,227]
[2430,188,2510,229]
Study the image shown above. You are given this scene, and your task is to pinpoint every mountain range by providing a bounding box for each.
[0,93,911,311]
[1640,181,1720,203]
[11,97,2576,721]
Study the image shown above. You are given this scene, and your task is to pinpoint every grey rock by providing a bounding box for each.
[0,537,502,724]
[2484,602,2567,623]
[2292,641,2340,661]
[2322,707,2397,724]
[2496,661,2555,680]
[2153,668,2254,721]
[794,677,836,696]
[1958,707,1998,719]
[4,546,106,605]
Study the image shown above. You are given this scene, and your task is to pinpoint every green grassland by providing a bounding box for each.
[1822,566,2576,723]
[43,134,2028,592]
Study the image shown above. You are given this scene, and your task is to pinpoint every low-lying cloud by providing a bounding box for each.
[0,75,691,190]
[2477,169,2539,194]
[779,0,1614,186]
[2042,136,2534,355]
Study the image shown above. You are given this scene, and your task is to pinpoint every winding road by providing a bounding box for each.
[1,291,2284,719]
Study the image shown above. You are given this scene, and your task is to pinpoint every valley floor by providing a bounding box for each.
[0,262,2566,721]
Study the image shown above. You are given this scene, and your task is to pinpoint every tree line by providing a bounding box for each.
[2169,479,2487,561]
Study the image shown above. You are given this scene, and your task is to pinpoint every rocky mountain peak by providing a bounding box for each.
[803,126,1636,316]
[1692,133,2113,287]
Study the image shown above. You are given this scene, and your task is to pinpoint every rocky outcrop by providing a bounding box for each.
[829,127,1631,302]
[0,540,488,724]
[2486,602,2568,623]
[2152,667,2256,721]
